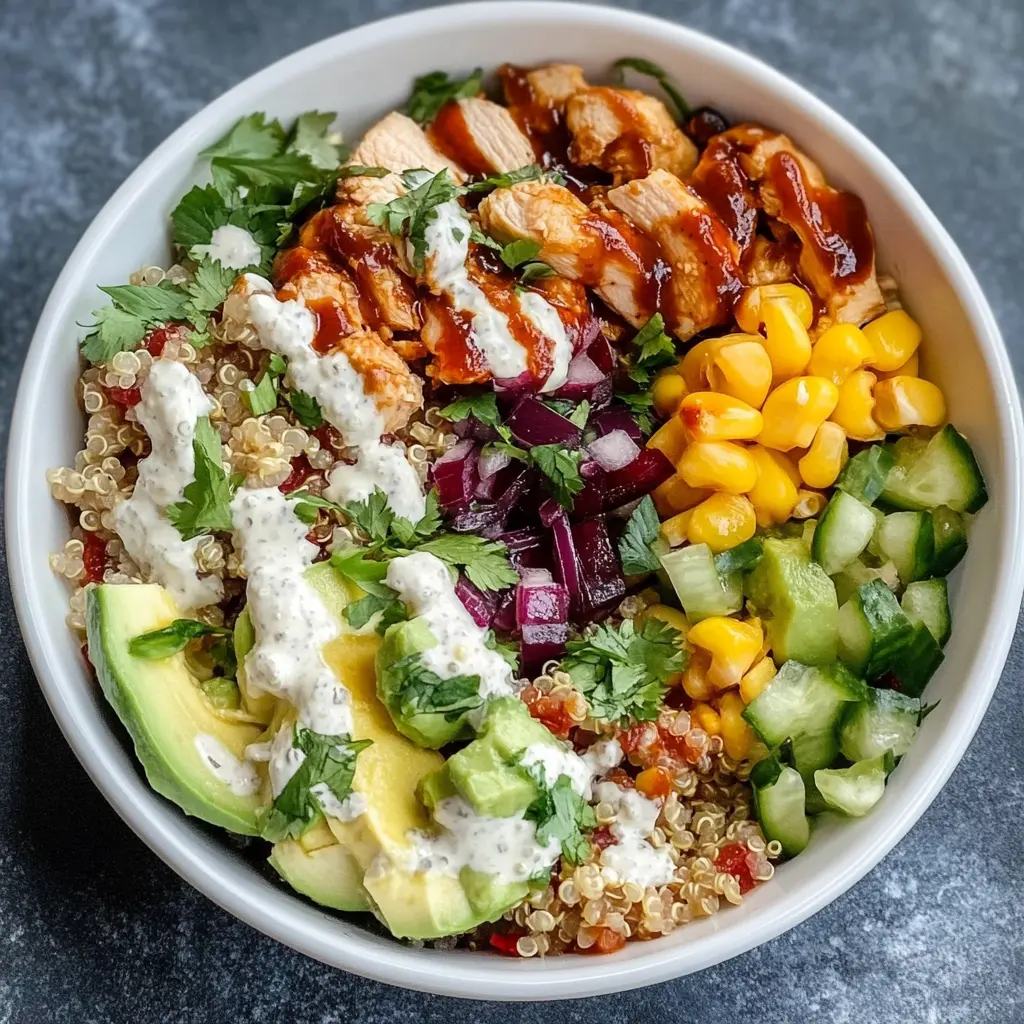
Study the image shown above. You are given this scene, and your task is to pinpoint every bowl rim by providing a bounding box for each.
[7,0,1024,1000]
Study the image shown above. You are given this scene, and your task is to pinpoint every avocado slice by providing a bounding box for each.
[268,819,369,913]
[376,617,477,749]
[86,583,267,835]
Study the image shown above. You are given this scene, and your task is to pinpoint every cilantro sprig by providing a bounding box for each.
[618,495,663,576]
[626,313,677,385]
[615,392,657,436]
[403,69,483,126]
[522,767,597,866]
[128,618,231,659]
[439,392,501,430]
[166,417,235,540]
[499,238,555,284]
[561,618,687,725]
[612,57,692,123]
[387,653,484,721]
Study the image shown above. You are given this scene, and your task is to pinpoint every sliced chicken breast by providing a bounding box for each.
[272,247,366,336]
[335,329,424,434]
[566,87,699,184]
[498,63,588,150]
[429,97,536,175]
[607,169,744,339]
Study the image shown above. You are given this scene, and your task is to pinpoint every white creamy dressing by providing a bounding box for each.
[418,186,570,392]
[193,734,261,796]
[310,786,367,822]
[231,487,352,792]
[324,442,425,522]
[582,737,624,776]
[243,276,424,517]
[520,740,593,798]
[593,780,676,887]
[195,224,262,270]
[112,359,223,611]
[385,551,514,700]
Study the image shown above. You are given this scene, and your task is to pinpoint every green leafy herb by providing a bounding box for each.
[439,392,501,429]
[403,68,484,125]
[486,630,520,673]
[388,653,484,721]
[418,533,520,592]
[470,226,503,250]
[285,389,324,429]
[128,618,231,659]
[390,490,442,547]
[462,164,553,194]
[530,445,585,509]
[330,547,409,631]
[261,727,372,842]
[337,164,391,179]
[186,259,244,328]
[618,495,662,575]
[626,313,677,385]
[568,400,591,429]
[612,57,692,122]
[615,391,657,435]
[202,112,286,160]
[284,489,345,526]
[343,488,396,545]
[499,238,555,283]
[714,538,764,575]
[245,371,279,417]
[285,110,343,171]
[166,417,235,539]
[562,618,687,725]
[522,769,597,865]
[268,353,287,374]
[80,281,192,363]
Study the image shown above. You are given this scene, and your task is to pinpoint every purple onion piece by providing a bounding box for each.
[593,406,644,445]
[587,429,640,473]
[550,508,583,617]
[570,517,626,618]
[455,576,499,628]
[505,395,583,448]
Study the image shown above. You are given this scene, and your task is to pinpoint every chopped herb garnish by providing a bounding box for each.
[568,399,591,429]
[499,238,555,283]
[284,489,345,526]
[337,164,391,179]
[615,391,657,435]
[522,768,597,865]
[439,392,501,429]
[403,68,483,126]
[79,282,192,363]
[470,226,503,250]
[530,444,585,510]
[626,313,677,385]
[418,533,521,592]
[285,389,324,429]
[285,110,343,171]
[612,57,692,122]
[128,618,231,659]
[462,164,555,194]
[387,652,484,721]
[245,371,279,417]
[618,495,663,575]
[166,417,235,540]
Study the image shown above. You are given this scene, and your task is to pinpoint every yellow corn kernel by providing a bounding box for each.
[739,657,777,704]
[646,415,689,465]
[687,493,757,553]
[798,421,848,489]
[680,392,763,442]
[652,371,687,418]
[830,368,885,441]
[873,376,946,432]
[762,298,812,381]
[757,376,840,451]
[863,309,922,373]
[735,283,814,333]
[690,702,722,737]
[677,441,758,494]
[687,616,764,690]
[641,604,691,634]
[681,648,714,701]
[679,337,729,392]
[651,473,710,518]
[716,690,754,760]
[876,350,919,380]
[791,488,827,519]
[660,509,694,548]
[807,323,874,384]
[708,338,774,409]
[746,445,800,526]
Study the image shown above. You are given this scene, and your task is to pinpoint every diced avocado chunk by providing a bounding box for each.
[87,583,267,835]
[746,538,838,664]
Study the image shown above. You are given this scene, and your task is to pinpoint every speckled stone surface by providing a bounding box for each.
[1,0,1023,1020]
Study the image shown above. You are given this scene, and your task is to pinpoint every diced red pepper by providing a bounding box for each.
[522,690,575,739]
[715,842,757,894]
[82,533,107,584]
[488,932,523,957]
[590,825,616,850]
[278,455,312,494]
[145,325,174,357]
[106,385,142,408]
[589,927,625,954]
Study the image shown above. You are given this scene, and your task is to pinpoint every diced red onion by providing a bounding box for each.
[587,429,640,473]
[475,448,512,499]
[594,406,643,444]
[431,440,479,509]
[505,395,582,448]
[570,517,626,618]
[455,576,499,628]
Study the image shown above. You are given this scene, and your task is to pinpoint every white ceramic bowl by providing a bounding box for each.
[7,1,1024,1000]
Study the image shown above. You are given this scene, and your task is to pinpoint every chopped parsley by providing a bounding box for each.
[417,533,521,592]
[626,313,677,385]
[284,489,346,526]
[285,389,324,429]
[618,495,663,575]
[387,653,484,721]
[561,618,687,725]
[615,391,657,436]
[331,546,408,632]
[462,164,557,194]
[530,444,585,510]
[612,57,692,122]
[336,164,391,179]
[128,618,231,659]
[403,68,483,126]
[79,281,192,364]
[439,392,501,430]
[522,768,597,865]
[166,417,234,540]
[499,238,555,283]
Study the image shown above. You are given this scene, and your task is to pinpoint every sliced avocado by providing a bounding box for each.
[362,867,478,939]
[269,821,369,913]
[87,583,267,835]
[376,617,476,749]
[232,609,276,725]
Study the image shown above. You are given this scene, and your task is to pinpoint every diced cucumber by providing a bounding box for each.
[832,559,900,606]
[746,538,839,665]
[812,490,879,575]
[880,424,988,514]
[743,661,867,776]
[901,578,951,645]
[836,579,914,679]
[714,538,763,575]
[836,445,894,505]
[930,505,968,576]
[659,543,742,623]
[893,624,944,697]
[750,756,810,857]
[814,752,894,817]
[875,511,935,585]
[840,688,921,762]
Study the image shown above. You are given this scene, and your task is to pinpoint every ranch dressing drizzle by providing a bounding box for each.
[193,734,261,796]
[417,180,570,391]
[385,551,514,701]
[324,441,426,522]
[592,780,676,887]
[112,359,223,611]
[195,225,262,270]
[230,486,352,793]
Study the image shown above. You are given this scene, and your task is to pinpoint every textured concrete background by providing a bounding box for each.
[1,0,1023,1021]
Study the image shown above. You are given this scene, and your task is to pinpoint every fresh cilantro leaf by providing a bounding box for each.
[462,164,548,194]
[612,57,692,122]
[285,110,342,171]
[128,618,231,659]
[568,400,591,429]
[261,727,372,841]
[618,495,662,575]
[439,392,501,429]
[387,652,484,721]
[615,391,656,435]
[285,489,346,526]
[245,371,279,416]
[562,618,687,725]
[202,113,286,160]
[470,226,503,250]
[98,281,191,322]
[171,185,232,248]
[417,533,520,592]
[626,313,677,385]
[345,591,409,632]
[403,68,483,125]
[337,164,391,179]
[185,258,240,325]
[366,169,460,271]
[390,490,442,547]
[166,417,235,540]
[530,445,585,509]
[80,307,148,363]
[499,239,542,269]
[79,281,191,363]
[523,769,597,865]
[519,261,556,283]
[285,389,324,429]
[714,538,764,575]
[211,151,324,195]
[342,488,394,545]
[330,545,392,595]
[267,353,287,374]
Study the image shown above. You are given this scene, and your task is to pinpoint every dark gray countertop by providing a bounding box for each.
[2,0,1023,1020]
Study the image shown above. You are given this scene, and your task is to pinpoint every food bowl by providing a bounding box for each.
[7,1,1024,1000]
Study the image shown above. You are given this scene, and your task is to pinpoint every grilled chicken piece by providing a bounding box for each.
[334,328,424,434]
[607,169,744,339]
[690,134,760,265]
[479,179,661,330]
[338,111,466,208]
[566,87,699,184]
[723,124,885,327]
[272,247,366,335]
[429,97,536,175]
[745,235,800,288]
[499,63,588,146]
